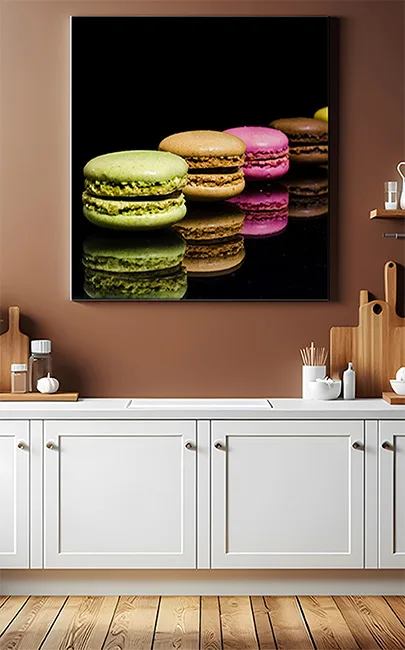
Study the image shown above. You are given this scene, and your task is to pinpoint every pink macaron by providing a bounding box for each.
[228,183,288,238]
[224,126,289,180]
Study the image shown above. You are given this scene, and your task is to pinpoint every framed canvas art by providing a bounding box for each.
[70,16,337,301]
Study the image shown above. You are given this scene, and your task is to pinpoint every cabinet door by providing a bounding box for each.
[44,420,196,568]
[379,420,405,568]
[0,420,29,568]
[212,420,364,569]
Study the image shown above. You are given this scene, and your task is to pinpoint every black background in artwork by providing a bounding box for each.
[71,16,331,301]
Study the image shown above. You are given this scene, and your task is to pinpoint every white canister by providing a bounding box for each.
[302,365,327,399]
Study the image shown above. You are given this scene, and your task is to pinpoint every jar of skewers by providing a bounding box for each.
[300,342,329,399]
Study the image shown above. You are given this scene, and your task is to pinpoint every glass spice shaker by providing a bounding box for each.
[28,340,52,392]
[11,364,28,393]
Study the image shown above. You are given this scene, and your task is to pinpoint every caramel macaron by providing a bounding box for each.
[268,118,328,165]
[158,130,246,201]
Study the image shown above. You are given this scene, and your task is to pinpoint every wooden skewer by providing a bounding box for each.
[300,344,329,366]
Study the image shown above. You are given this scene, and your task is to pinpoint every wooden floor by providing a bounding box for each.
[0,595,404,649]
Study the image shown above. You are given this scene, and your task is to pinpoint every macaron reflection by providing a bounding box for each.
[173,202,245,276]
[280,168,328,219]
[82,230,187,300]
[228,183,288,238]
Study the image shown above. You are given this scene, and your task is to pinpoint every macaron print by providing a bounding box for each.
[224,126,289,181]
[268,118,328,165]
[82,150,188,230]
[158,130,246,201]
[173,202,246,276]
[228,184,288,238]
[82,230,187,300]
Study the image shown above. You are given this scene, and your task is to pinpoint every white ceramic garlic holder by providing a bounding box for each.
[37,373,60,394]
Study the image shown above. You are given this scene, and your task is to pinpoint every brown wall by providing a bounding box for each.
[1,0,404,398]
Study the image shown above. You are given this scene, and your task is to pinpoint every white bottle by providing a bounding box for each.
[343,362,356,400]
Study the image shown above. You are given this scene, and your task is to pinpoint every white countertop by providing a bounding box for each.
[0,397,404,419]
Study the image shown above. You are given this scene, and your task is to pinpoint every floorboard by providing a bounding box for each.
[40,596,118,650]
[385,595,405,626]
[0,596,65,650]
[153,596,199,650]
[250,596,276,649]
[0,597,29,637]
[344,595,405,650]
[333,596,381,649]
[102,596,159,650]
[266,596,314,650]
[201,596,222,650]
[0,594,403,649]
[219,596,258,650]
[299,595,359,649]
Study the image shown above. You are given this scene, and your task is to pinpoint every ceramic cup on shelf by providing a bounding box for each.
[302,365,326,399]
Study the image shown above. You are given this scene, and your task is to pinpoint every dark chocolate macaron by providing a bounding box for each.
[268,118,328,165]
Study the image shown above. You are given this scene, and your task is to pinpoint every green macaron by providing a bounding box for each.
[82,230,187,300]
[84,150,188,197]
[82,150,188,230]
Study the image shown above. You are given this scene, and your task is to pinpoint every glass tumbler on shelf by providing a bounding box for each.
[28,340,52,392]
[384,181,398,210]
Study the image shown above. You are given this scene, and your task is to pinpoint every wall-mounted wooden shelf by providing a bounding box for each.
[370,209,405,219]
[0,392,79,401]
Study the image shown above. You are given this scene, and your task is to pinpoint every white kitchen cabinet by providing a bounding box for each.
[0,420,29,568]
[211,420,364,569]
[379,420,405,568]
[43,420,196,568]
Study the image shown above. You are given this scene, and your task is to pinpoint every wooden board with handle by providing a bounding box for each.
[0,306,30,393]
[330,261,405,397]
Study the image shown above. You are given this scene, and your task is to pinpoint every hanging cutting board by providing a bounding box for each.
[0,306,30,392]
[330,261,405,397]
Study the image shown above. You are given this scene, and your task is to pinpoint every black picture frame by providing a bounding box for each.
[70,15,338,302]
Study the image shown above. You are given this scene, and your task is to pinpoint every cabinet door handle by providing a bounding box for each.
[352,441,363,450]
[214,441,224,450]
[185,441,194,450]
[382,441,393,450]
[46,441,55,450]
[17,441,26,450]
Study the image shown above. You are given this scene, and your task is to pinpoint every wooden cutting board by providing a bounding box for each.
[330,261,405,397]
[0,306,30,393]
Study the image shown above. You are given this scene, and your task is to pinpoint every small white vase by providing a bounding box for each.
[396,162,405,209]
